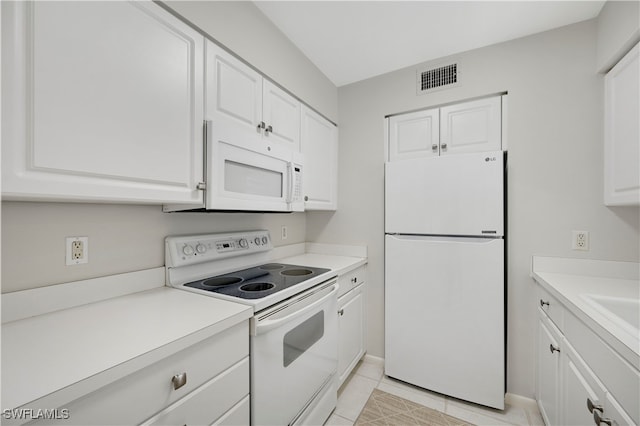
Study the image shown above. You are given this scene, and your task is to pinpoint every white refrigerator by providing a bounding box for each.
[384,150,505,410]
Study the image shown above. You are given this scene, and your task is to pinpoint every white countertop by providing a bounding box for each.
[2,242,367,411]
[1,281,252,410]
[531,256,640,368]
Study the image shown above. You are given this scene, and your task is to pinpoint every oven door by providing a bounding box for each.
[206,122,303,212]
[250,280,338,426]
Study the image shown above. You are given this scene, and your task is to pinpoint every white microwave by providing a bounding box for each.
[165,121,304,213]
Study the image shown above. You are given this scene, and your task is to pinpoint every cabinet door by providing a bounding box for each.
[1,1,204,204]
[537,315,562,426]
[263,80,301,152]
[388,109,439,161]
[206,40,262,148]
[337,285,365,388]
[440,96,501,155]
[562,343,606,426]
[604,42,640,206]
[301,106,338,210]
[603,392,636,426]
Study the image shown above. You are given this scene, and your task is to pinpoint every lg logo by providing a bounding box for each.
[485,156,496,162]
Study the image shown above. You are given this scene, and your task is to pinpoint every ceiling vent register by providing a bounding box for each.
[418,63,458,93]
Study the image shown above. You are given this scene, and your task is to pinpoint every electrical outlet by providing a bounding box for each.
[281,225,288,240]
[66,236,89,265]
[572,231,589,251]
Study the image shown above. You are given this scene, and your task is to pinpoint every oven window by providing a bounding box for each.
[283,311,324,367]
[224,160,283,197]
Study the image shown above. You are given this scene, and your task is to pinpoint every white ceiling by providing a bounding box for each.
[254,1,606,87]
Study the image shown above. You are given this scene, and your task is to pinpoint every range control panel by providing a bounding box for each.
[165,230,272,267]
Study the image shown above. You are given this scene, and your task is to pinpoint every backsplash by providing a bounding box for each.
[0,201,306,293]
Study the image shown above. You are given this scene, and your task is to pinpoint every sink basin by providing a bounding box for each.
[581,294,640,337]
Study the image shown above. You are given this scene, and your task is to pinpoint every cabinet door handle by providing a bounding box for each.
[593,410,612,426]
[351,277,358,283]
[587,398,603,414]
[257,121,266,132]
[540,299,550,307]
[265,125,273,134]
[338,309,344,316]
[431,144,438,152]
[549,344,560,354]
[441,143,447,150]
[304,195,309,201]
[171,372,187,390]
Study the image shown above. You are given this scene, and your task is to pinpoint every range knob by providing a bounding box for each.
[196,244,207,254]
[239,238,248,248]
[182,244,195,256]
[254,237,261,245]
[262,236,268,244]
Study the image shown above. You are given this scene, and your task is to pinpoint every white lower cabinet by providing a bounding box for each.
[27,322,249,426]
[535,285,639,426]
[337,266,367,388]
[142,358,249,426]
[562,341,606,426]
[537,314,561,426]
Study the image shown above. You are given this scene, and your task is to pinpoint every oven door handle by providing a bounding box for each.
[252,283,338,336]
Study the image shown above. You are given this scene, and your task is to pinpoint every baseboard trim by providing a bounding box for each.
[505,393,538,410]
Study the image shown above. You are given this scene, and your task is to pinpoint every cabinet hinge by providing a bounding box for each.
[196,182,206,191]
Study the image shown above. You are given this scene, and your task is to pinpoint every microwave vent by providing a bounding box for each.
[418,63,458,93]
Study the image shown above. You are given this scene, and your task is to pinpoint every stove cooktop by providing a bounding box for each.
[184,263,331,299]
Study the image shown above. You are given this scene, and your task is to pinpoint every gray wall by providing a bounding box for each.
[306,19,640,398]
[1,1,337,293]
[596,0,640,72]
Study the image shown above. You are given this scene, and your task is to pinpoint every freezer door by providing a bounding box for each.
[384,234,505,409]
[385,151,504,236]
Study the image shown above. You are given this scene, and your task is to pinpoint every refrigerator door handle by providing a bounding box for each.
[387,234,503,244]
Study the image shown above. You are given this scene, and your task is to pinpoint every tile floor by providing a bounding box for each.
[326,356,545,426]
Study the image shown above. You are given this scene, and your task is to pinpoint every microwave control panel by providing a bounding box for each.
[293,166,302,201]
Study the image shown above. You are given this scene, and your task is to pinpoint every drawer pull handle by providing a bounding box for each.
[338,309,344,316]
[549,344,560,354]
[540,299,550,307]
[172,372,187,390]
[351,277,358,283]
[587,398,603,414]
[593,410,612,426]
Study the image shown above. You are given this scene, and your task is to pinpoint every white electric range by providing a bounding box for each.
[165,230,339,426]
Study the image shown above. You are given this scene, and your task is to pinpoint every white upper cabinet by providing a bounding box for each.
[1,1,205,204]
[301,106,338,210]
[388,109,439,161]
[206,41,262,148]
[263,80,301,152]
[206,41,301,153]
[440,96,502,156]
[604,42,639,206]
[387,95,503,161]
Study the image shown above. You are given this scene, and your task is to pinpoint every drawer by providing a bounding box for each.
[536,284,564,329]
[564,312,639,425]
[30,321,248,425]
[338,265,366,297]
[211,395,250,426]
[142,357,249,426]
